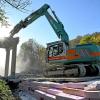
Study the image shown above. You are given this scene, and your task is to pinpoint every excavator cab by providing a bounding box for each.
[46,41,67,63]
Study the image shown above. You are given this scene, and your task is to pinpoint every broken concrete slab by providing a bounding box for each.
[56,92,87,100]
[34,90,56,100]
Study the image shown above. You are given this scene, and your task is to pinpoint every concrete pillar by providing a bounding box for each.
[4,48,10,77]
[11,47,17,78]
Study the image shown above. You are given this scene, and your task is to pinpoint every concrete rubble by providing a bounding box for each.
[19,91,36,100]
[14,80,100,100]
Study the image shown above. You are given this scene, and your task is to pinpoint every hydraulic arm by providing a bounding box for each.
[9,4,50,37]
[45,10,69,45]
[9,4,69,45]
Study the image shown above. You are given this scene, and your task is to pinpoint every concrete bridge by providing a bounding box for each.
[0,37,19,78]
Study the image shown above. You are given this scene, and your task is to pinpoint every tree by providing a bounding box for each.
[80,34,91,44]
[0,0,31,11]
[0,0,32,26]
[69,35,82,47]
[0,8,8,26]
[80,32,100,45]
[16,39,46,75]
[90,32,100,45]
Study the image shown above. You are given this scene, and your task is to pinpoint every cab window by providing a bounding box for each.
[48,43,63,57]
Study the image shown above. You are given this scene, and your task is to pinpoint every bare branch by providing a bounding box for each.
[0,0,32,26]
[1,0,32,12]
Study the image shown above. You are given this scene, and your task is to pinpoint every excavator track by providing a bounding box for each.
[44,63,100,77]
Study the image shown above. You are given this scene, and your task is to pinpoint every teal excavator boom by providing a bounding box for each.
[9,4,69,45]
[9,4,50,37]
[44,9,69,45]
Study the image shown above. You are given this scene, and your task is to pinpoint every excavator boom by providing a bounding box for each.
[9,4,69,45]
[9,4,50,37]
[45,11,69,45]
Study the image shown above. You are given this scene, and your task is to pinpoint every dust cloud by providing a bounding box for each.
[16,40,45,76]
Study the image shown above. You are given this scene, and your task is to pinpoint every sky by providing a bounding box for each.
[0,0,100,75]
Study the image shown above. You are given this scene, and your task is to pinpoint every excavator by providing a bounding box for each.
[9,4,100,77]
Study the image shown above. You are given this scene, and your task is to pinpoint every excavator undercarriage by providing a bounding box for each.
[46,41,100,77]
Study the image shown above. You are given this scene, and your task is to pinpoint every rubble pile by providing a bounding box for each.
[14,80,37,100]
[19,80,100,100]
[10,80,100,100]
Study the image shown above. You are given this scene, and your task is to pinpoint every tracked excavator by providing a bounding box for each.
[9,4,100,77]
